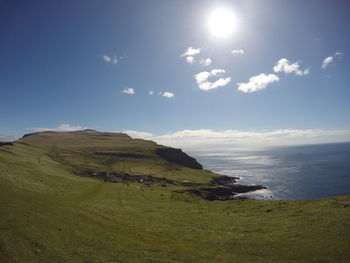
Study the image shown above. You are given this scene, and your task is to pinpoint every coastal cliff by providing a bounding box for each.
[155,147,203,170]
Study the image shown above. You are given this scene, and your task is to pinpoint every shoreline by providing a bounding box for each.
[82,170,266,201]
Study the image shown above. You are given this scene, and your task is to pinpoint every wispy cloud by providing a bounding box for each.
[186,56,195,64]
[148,90,154,95]
[210,69,225,76]
[194,69,231,91]
[237,73,279,93]
[121,87,135,95]
[161,91,175,98]
[335,52,344,57]
[231,49,245,55]
[181,47,201,57]
[124,128,350,150]
[102,54,119,64]
[321,52,344,69]
[24,123,89,133]
[199,58,212,66]
[273,58,310,76]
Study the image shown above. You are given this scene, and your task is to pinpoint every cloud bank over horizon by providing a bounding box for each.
[123,128,350,151]
[7,123,350,150]
[23,124,89,133]
[0,134,19,142]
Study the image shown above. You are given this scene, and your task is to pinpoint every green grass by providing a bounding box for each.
[0,131,350,262]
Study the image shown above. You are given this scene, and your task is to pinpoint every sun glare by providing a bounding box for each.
[208,8,237,38]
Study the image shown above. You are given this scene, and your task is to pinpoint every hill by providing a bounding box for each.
[15,130,222,185]
[0,130,349,262]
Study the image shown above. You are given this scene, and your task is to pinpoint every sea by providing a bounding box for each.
[190,142,350,200]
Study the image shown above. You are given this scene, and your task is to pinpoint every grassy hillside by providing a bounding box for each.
[18,130,214,184]
[0,131,349,262]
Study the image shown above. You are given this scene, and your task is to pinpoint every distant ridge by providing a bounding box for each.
[18,130,201,170]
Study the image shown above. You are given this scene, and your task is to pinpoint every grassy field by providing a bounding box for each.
[0,131,349,262]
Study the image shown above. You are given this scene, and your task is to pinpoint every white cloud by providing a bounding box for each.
[199,58,212,66]
[124,128,350,150]
[181,47,201,64]
[162,91,175,98]
[210,77,231,90]
[210,69,225,76]
[123,130,154,138]
[335,52,344,57]
[181,47,201,57]
[322,56,333,69]
[102,54,119,64]
[24,124,89,133]
[197,77,231,91]
[232,49,245,55]
[273,58,310,76]
[0,134,18,142]
[102,55,111,63]
[237,73,279,93]
[194,71,211,83]
[194,69,231,91]
[186,56,195,64]
[122,88,135,95]
[322,52,344,69]
[148,90,154,95]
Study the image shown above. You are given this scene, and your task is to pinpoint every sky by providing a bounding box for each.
[1,0,350,149]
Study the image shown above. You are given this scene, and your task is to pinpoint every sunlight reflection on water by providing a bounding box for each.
[190,143,350,200]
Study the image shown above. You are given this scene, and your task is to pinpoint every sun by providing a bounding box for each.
[208,8,237,38]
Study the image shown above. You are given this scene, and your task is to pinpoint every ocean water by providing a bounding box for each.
[190,142,350,200]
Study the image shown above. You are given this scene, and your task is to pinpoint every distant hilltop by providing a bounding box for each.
[19,129,203,170]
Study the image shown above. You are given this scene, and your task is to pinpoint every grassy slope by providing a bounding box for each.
[18,130,215,184]
[0,132,349,263]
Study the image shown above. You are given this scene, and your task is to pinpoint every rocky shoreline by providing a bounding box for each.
[82,170,265,201]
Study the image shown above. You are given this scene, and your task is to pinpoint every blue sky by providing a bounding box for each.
[1,0,350,147]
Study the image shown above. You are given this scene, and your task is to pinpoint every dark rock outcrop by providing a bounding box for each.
[85,170,180,185]
[182,185,266,201]
[82,170,266,201]
[211,175,238,186]
[155,147,203,170]
[0,142,13,146]
[22,132,40,138]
